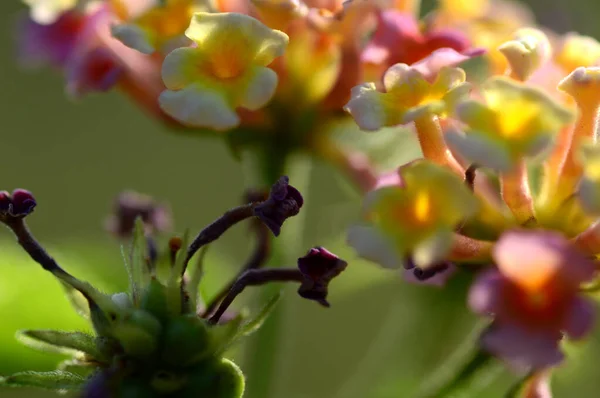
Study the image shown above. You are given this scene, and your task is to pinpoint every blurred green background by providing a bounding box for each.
[2,0,600,397]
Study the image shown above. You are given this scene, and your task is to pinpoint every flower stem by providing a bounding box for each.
[183,203,260,274]
[554,103,599,201]
[413,115,464,175]
[209,268,303,323]
[500,160,535,225]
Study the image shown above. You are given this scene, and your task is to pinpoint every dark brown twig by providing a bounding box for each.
[203,221,271,317]
[209,268,303,324]
[182,203,259,274]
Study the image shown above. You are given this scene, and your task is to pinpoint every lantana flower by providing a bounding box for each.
[347,160,479,269]
[469,230,596,369]
[159,12,289,130]
[361,9,471,80]
[344,63,470,131]
[446,77,574,172]
[555,33,600,74]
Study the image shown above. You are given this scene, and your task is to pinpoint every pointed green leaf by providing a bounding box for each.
[126,218,151,305]
[186,245,209,312]
[58,359,98,378]
[60,281,91,319]
[18,330,100,358]
[239,292,281,337]
[0,370,85,391]
[210,312,247,356]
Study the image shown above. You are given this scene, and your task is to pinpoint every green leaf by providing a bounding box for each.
[211,313,246,356]
[186,246,210,313]
[60,281,91,319]
[0,370,85,391]
[17,330,100,358]
[238,292,281,337]
[126,218,152,306]
[58,359,98,378]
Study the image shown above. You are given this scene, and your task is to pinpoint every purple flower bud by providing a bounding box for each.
[10,189,37,217]
[0,189,37,220]
[254,176,303,236]
[297,247,348,307]
[105,191,172,239]
[0,191,11,213]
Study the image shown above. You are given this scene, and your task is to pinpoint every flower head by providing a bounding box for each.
[361,10,471,73]
[344,62,470,131]
[297,247,348,307]
[159,12,289,130]
[469,230,596,369]
[348,161,478,268]
[447,77,574,171]
[555,33,600,74]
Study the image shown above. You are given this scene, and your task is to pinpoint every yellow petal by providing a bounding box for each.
[161,47,205,90]
[185,12,288,66]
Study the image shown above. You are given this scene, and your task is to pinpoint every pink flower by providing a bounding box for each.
[361,10,473,77]
[16,10,85,68]
[469,230,597,370]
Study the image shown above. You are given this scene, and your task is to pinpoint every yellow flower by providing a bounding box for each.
[348,161,478,268]
[344,64,470,131]
[111,0,210,54]
[446,77,574,171]
[251,0,308,30]
[159,12,288,130]
[555,33,600,74]
[498,28,551,81]
[23,0,78,24]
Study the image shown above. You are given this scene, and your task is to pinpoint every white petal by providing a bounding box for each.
[347,225,402,269]
[159,86,239,130]
[111,24,155,55]
[239,67,278,110]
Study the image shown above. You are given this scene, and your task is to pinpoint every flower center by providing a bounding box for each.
[413,191,431,224]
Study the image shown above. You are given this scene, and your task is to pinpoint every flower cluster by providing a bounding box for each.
[344,6,600,390]
[16,0,476,174]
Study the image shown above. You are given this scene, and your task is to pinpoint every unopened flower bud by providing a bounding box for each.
[254,176,303,236]
[0,189,37,220]
[10,189,37,216]
[106,191,172,239]
[297,247,347,307]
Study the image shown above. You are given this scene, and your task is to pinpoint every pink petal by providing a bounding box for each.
[411,48,473,81]
[468,270,504,315]
[481,323,564,371]
[563,296,596,340]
